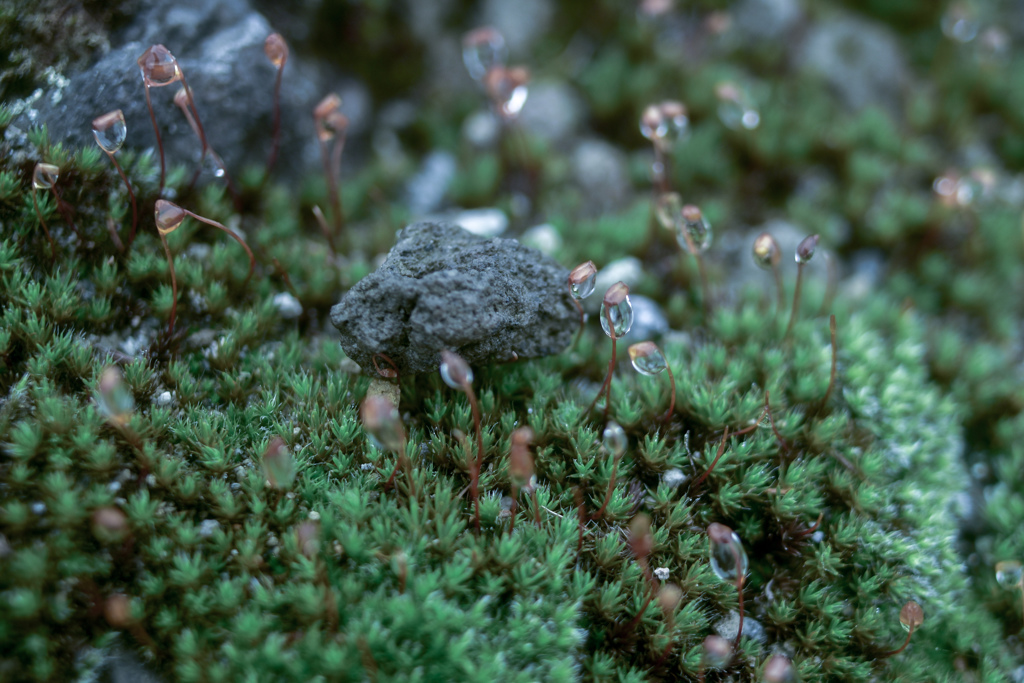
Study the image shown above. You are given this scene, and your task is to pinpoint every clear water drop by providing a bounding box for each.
[92,110,127,154]
[602,421,627,458]
[440,350,473,389]
[996,560,1023,589]
[599,282,633,338]
[677,205,712,254]
[654,192,682,232]
[463,27,507,82]
[154,200,186,235]
[628,342,667,376]
[708,523,748,582]
[32,163,59,190]
[569,261,598,300]
[137,44,181,87]
[484,66,529,119]
[716,82,760,131]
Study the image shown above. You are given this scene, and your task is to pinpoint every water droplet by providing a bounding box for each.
[628,341,667,376]
[996,560,1023,589]
[569,261,598,300]
[701,635,732,667]
[677,205,712,254]
[92,110,127,154]
[313,94,344,142]
[600,282,633,338]
[762,654,795,683]
[795,234,819,264]
[32,163,59,190]
[715,82,760,131]
[360,395,405,453]
[642,101,689,150]
[708,522,748,582]
[137,45,181,87]
[602,421,627,458]
[484,66,529,119]
[264,32,289,68]
[898,601,924,632]
[941,4,978,43]
[752,232,780,269]
[654,192,683,232]
[154,200,186,235]
[463,27,507,82]
[439,350,473,389]
[263,436,295,490]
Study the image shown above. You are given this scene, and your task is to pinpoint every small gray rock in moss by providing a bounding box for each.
[331,221,576,375]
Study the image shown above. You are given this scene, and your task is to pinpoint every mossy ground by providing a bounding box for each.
[3,1,1024,681]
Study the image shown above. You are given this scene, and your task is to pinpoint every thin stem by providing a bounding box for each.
[184,211,255,286]
[311,205,338,257]
[695,252,710,318]
[652,144,669,194]
[772,263,785,313]
[570,285,585,350]
[661,364,676,425]
[818,314,837,413]
[159,233,178,336]
[880,627,913,658]
[178,71,209,156]
[587,312,618,418]
[49,186,80,238]
[320,137,345,242]
[591,450,623,521]
[32,187,55,260]
[733,546,745,650]
[764,391,788,452]
[620,583,657,635]
[266,65,284,181]
[143,85,166,195]
[510,483,518,533]
[691,426,729,491]
[464,382,483,535]
[819,253,838,317]
[785,262,805,339]
[107,152,138,247]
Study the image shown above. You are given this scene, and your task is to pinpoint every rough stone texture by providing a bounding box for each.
[797,14,908,113]
[24,0,368,183]
[331,221,576,375]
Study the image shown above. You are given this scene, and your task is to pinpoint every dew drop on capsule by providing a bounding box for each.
[137,44,181,87]
[678,205,712,254]
[600,282,633,338]
[708,522,748,581]
[628,342,667,376]
[602,421,627,458]
[92,110,127,154]
[654,192,682,232]
[569,261,598,300]
[154,199,186,235]
[463,27,507,82]
[33,163,59,190]
[439,350,473,390]
[995,560,1023,589]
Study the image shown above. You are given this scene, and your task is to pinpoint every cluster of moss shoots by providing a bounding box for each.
[4,18,1008,683]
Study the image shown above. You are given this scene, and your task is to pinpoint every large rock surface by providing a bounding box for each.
[23,0,369,183]
[331,221,576,375]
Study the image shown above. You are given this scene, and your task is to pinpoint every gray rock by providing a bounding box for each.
[798,14,908,112]
[330,221,576,375]
[733,0,802,41]
[27,0,362,183]
[519,81,585,143]
[572,139,630,213]
[480,0,554,54]
[406,150,457,216]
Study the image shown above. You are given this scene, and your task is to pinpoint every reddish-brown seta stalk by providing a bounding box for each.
[138,45,208,195]
[313,94,349,241]
[588,282,634,421]
[439,350,484,534]
[263,32,289,181]
[92,110,138,246]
